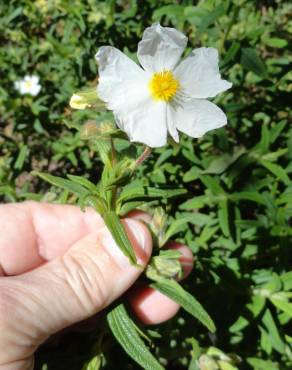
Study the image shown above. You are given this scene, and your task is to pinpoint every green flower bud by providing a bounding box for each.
[69,87,106,110]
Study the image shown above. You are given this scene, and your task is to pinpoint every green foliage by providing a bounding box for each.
[151,278,216,333]
[0,0,291,369]
[107,304,164,370]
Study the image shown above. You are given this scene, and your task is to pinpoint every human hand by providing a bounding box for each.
[0,202,193,370]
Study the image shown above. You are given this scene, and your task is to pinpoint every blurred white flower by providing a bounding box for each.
[96,23,232,148]
[14,75,41,96]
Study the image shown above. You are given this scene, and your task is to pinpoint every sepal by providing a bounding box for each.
[70,87,106,110]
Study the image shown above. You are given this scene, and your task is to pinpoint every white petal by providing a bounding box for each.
[166,105,179,142]
[115,101,168,148]
[171,98,227,138]
[137,23,187,73]
[14,81,20,90]
[175,47,232,99]
[30,75,40,84]
[30,84,41,96]
[19,81,28,94]
[96,46,150,114]
[96,46,167,147]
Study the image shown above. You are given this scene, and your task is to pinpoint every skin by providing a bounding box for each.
[0,202,193,370]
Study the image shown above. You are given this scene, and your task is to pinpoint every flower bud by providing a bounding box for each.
[69,87,106,110]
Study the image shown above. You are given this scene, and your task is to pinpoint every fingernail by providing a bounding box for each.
[123,219,152,263]
[101,219,152,268]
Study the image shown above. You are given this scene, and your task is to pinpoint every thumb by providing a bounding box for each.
[2,218,151,354]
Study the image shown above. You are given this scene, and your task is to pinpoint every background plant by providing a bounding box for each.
[0,0,291,369]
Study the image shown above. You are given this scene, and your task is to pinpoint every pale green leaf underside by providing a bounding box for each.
[151,279,216,333]
[103,211,137,265]
[107,304,164,370]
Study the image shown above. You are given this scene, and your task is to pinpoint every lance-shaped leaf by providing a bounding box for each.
[103,211,137,265]
[32,171,89,197]
[79,195,108,215]
[14,144,28,170]
[260,160,290,186]
[118,186,186,204]
[151,279,216,333]
[107,304,164,370]
[230,192,267,206]
[270,294,292,318]
[67,174,99,194]
[241,47,268,78]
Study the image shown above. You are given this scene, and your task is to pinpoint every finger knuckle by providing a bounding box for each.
[61,253,108,314]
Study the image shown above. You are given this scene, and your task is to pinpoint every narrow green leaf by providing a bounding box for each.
[32,171,89,196]
[258,124,270,153]
[247,296,265,318]
[196,3,225,36]
[163,217,191,244]
[262,148,288,162]
[259,326,272,355]
[202,147,246,175]
[270,297,292,317]
[262,309,285,353]
[230,192,267,205]
[151,279,216,333]
[14,144,28,170]
[270,120,287,144]
[119,201,144,216]
[95,139,111,166]
[241,47,268,78]
[247,357,279,370]
[84,195,108,215]
[229,316,249,333]
[197,225,219,246]
[199,175,224,195]
[183,167,200,182]
[103,211,137,265]
[260,160,290,185]
[263,37,288,48]
[218,199,230,237]
[180,195,209,210]
[118,186,186,204]
[152,5,183,22]
[221,41,240,66]
[107,304,164,370]
[67,174,98,194]
[4,6,23,25]
[281,271,292,291]
[82,355,102,370]
[155,149,173,167]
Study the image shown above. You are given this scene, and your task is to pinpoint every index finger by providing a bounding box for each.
[0,201,103,276]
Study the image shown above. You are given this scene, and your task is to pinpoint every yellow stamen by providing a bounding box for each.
[149,70,179,101]
[25,81,32,89]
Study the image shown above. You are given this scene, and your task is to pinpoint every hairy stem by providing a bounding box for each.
[134,146,152,168]
[110,137,116,166]
[110,137,117,210]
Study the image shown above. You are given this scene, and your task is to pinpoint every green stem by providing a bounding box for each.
[110,137,116,166]
[220,5,239,53]
[110,137,118,210]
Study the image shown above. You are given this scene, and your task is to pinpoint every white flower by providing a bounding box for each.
[95,23,232,148]
[14,75,41,96]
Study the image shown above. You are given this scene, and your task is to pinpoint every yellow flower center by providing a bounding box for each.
[149,71,180,101]
[25,81,32,89]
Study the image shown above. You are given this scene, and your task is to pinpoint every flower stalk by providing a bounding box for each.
[133,146,152,169]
